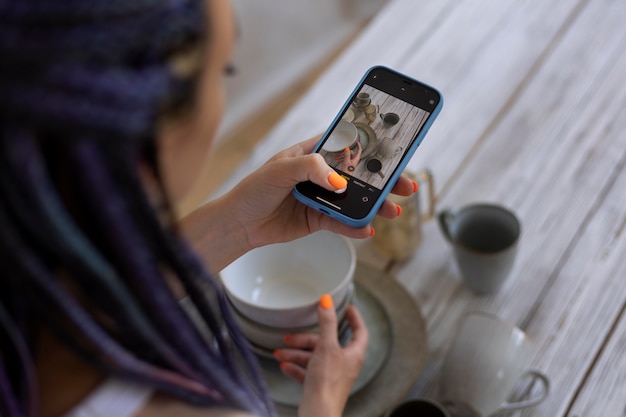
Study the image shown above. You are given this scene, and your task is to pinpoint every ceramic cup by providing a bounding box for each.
[353,92,371,108]
[372,169,435,261]
[384,398,450,417]
[366,157,385,178]
[380,112,400,127]
[438,203,520,294]
[440,313,550,417]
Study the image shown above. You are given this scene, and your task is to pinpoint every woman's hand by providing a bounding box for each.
[181,136,416,271]
[334,141,362,173]
[226,136,414,244]
[273,296,368,417]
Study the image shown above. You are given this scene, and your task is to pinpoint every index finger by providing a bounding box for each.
[389,174,417,196]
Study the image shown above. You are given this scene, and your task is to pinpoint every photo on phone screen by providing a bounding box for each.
[294,66,442,227]
[320,84,430,189]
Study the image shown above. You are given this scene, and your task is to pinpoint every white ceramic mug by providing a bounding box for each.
[440,313,549,417]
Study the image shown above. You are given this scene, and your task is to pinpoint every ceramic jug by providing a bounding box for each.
[371,169,435,261]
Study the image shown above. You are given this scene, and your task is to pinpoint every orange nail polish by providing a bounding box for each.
[283,335,292,344]
[280,362,288,371]
[369,227,375,237]
[412,181,419,193]
[396,204,403,216]
[328,171,348,191]
[320,294,333,309]
[273,349,281,358]
[344,146,350,152]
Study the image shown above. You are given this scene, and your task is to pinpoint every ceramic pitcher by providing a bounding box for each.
[371,169,435,261]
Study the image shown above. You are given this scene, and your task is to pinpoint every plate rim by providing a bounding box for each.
[353,122,378,159]
[258,280,392,406]
[273,263,428,416]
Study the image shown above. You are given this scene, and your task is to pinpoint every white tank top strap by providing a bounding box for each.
[63,378,153,417]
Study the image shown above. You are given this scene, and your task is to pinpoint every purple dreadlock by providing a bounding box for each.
[0,1,274,416]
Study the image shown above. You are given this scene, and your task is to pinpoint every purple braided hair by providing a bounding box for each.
[0,1,275,416]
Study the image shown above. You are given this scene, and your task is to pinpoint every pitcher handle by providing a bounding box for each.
[417,169,436,222]
[499,368,550,412]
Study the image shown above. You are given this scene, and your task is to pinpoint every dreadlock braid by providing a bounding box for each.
[0,1,275,416]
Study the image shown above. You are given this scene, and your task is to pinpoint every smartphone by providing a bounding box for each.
[293,66,443,228]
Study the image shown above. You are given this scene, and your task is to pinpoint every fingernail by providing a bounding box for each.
[344,146,350,152]
[369,227,375,237]
[396,204,403,216]
[279,362,288,371]
[283,335,292,344]
[273,349,281,359]
[412,180,419,193]
[320,294,333,309]
[328,171,348,191]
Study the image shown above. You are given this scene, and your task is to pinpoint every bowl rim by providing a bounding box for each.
[220,232,356,313]
[322,120,359,152]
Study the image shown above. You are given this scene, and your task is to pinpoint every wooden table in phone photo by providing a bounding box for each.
[215,0,626,416]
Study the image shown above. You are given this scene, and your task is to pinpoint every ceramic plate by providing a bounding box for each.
[249,315,352,360]
[257,282,391,406]
[273,263,428,417]
[353,122,378,159]
[182,264,427,417]
[342,108,355,122]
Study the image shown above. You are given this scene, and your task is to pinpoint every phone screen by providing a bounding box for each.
[295,67,441,224]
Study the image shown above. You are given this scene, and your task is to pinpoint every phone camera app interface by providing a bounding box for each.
[319,84,431,195]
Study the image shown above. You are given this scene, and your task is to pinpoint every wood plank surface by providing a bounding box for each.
[212,0,590,198]
[392,0,626,415]
[210,0,458,197]
[566,311,626,417]
[204,0,626,415]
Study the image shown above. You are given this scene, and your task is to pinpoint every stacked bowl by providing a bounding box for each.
[220,231,356,355]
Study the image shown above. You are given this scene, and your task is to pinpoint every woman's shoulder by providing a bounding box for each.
[60,376,258,417]
[136,393,259,417]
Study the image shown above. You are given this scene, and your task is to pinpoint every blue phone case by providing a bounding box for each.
[293,66,443,228]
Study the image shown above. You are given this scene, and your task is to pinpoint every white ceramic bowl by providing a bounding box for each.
[321,120,359,152]
[231,283,355,351]
[220,231,356,328]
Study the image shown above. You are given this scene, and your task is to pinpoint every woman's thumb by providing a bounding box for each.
[317,294,339,344]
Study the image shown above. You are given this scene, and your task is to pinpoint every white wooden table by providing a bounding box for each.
[215,0,626,415]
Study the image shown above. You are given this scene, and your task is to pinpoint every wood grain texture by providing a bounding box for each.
[203,0,626,415]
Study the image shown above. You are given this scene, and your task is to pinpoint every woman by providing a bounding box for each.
[0,1,415,416]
